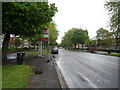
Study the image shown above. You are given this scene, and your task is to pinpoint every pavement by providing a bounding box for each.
[54,49,119,88]
[25,54,61,88]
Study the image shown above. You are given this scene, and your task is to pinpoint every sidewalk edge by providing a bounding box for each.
[50,54,69,89]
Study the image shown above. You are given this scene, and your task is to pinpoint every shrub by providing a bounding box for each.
[8,47,17,51]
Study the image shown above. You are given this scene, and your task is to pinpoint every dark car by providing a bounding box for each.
[51,48,59,54]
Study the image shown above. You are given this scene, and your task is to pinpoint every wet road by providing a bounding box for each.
[7,53,17,60]
[54,49,119,88]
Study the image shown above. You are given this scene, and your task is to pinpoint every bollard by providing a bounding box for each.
[17,52,25,65]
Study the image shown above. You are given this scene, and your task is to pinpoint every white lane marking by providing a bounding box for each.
[76,72,97,88]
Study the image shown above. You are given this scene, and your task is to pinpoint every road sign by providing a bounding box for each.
[37,39,48,41]
[44,34,48,38]
[43,29,48,34]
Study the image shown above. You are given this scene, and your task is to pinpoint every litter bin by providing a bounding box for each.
[17,52,25,65]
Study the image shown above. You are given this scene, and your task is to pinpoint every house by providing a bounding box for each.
[9,36,16,47]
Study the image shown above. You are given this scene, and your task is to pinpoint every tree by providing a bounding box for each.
[105,1,120,49]
[61,28,77,49]
[105,1,119,30]
[96,27,117,49]
[70,28,89,49]
[96,28,108,49]
[14,37,21,47]
[61,28,89,49]
[49,22,58,46]
[2,2,57,64]
[71,28,84,48]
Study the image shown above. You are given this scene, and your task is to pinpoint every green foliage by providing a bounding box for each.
[2,2,58,62]
[8,47,34,52]
[105,1,120,49]
[96,28,110,39]
[22,34,43,47]
[105,1,119,30]
[2,2,57,36]
[96,28,117,49]
[98,48,120,51]
[71,28,89,45]
[49,22,58,46]
[14,37,21,47]
[61,29,74,47]
[89,40,96,45]
[43,50,49,54]
[2,65,32,88]
[8,47,17,51]
[61,28,89,48]
[26,50,38,55]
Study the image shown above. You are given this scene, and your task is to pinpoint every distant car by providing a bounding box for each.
[51,48,59,54]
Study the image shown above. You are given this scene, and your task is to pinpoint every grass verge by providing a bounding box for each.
[70,49,88,52]
[43,50,49,54]
[25,50,38,55]
[69,49,120,57]
[26,50,49,55]
[104,54,120,57]
[2,65,33,88]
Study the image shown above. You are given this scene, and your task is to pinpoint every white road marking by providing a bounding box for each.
[76,72,97,88]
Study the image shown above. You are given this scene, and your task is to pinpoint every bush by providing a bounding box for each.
[8,47,17,51]
[97,49,120,53]
[8,47,35,53]
[23,47,29,49]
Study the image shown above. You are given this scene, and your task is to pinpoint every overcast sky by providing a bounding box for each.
[49,0,110,44]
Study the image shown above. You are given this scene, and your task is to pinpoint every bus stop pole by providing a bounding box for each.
[38,41,43,58]
[48,28,50,60]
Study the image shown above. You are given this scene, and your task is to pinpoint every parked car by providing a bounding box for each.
[51,48,59,54]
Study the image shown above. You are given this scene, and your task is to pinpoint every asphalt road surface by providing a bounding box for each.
[7,53,17,60]
[54,49,119,88]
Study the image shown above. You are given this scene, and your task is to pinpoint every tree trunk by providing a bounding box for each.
[82,44,84,49]
[74,43,76,49]
[70,45,72,49]
[78,44,80,49]
[68,45,71,50]
[2,33,10,65]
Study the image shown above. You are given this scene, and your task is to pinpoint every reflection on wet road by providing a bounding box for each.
[54,49,119,88]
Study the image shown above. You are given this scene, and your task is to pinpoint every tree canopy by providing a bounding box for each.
[3,2,57,36]
[96,27,117,49]
[49,22,58,46]
[105,1,119,30]
[2,2,58,63]
[61,28,89,49]
[105,1,120,49]
[14,37,21,47]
